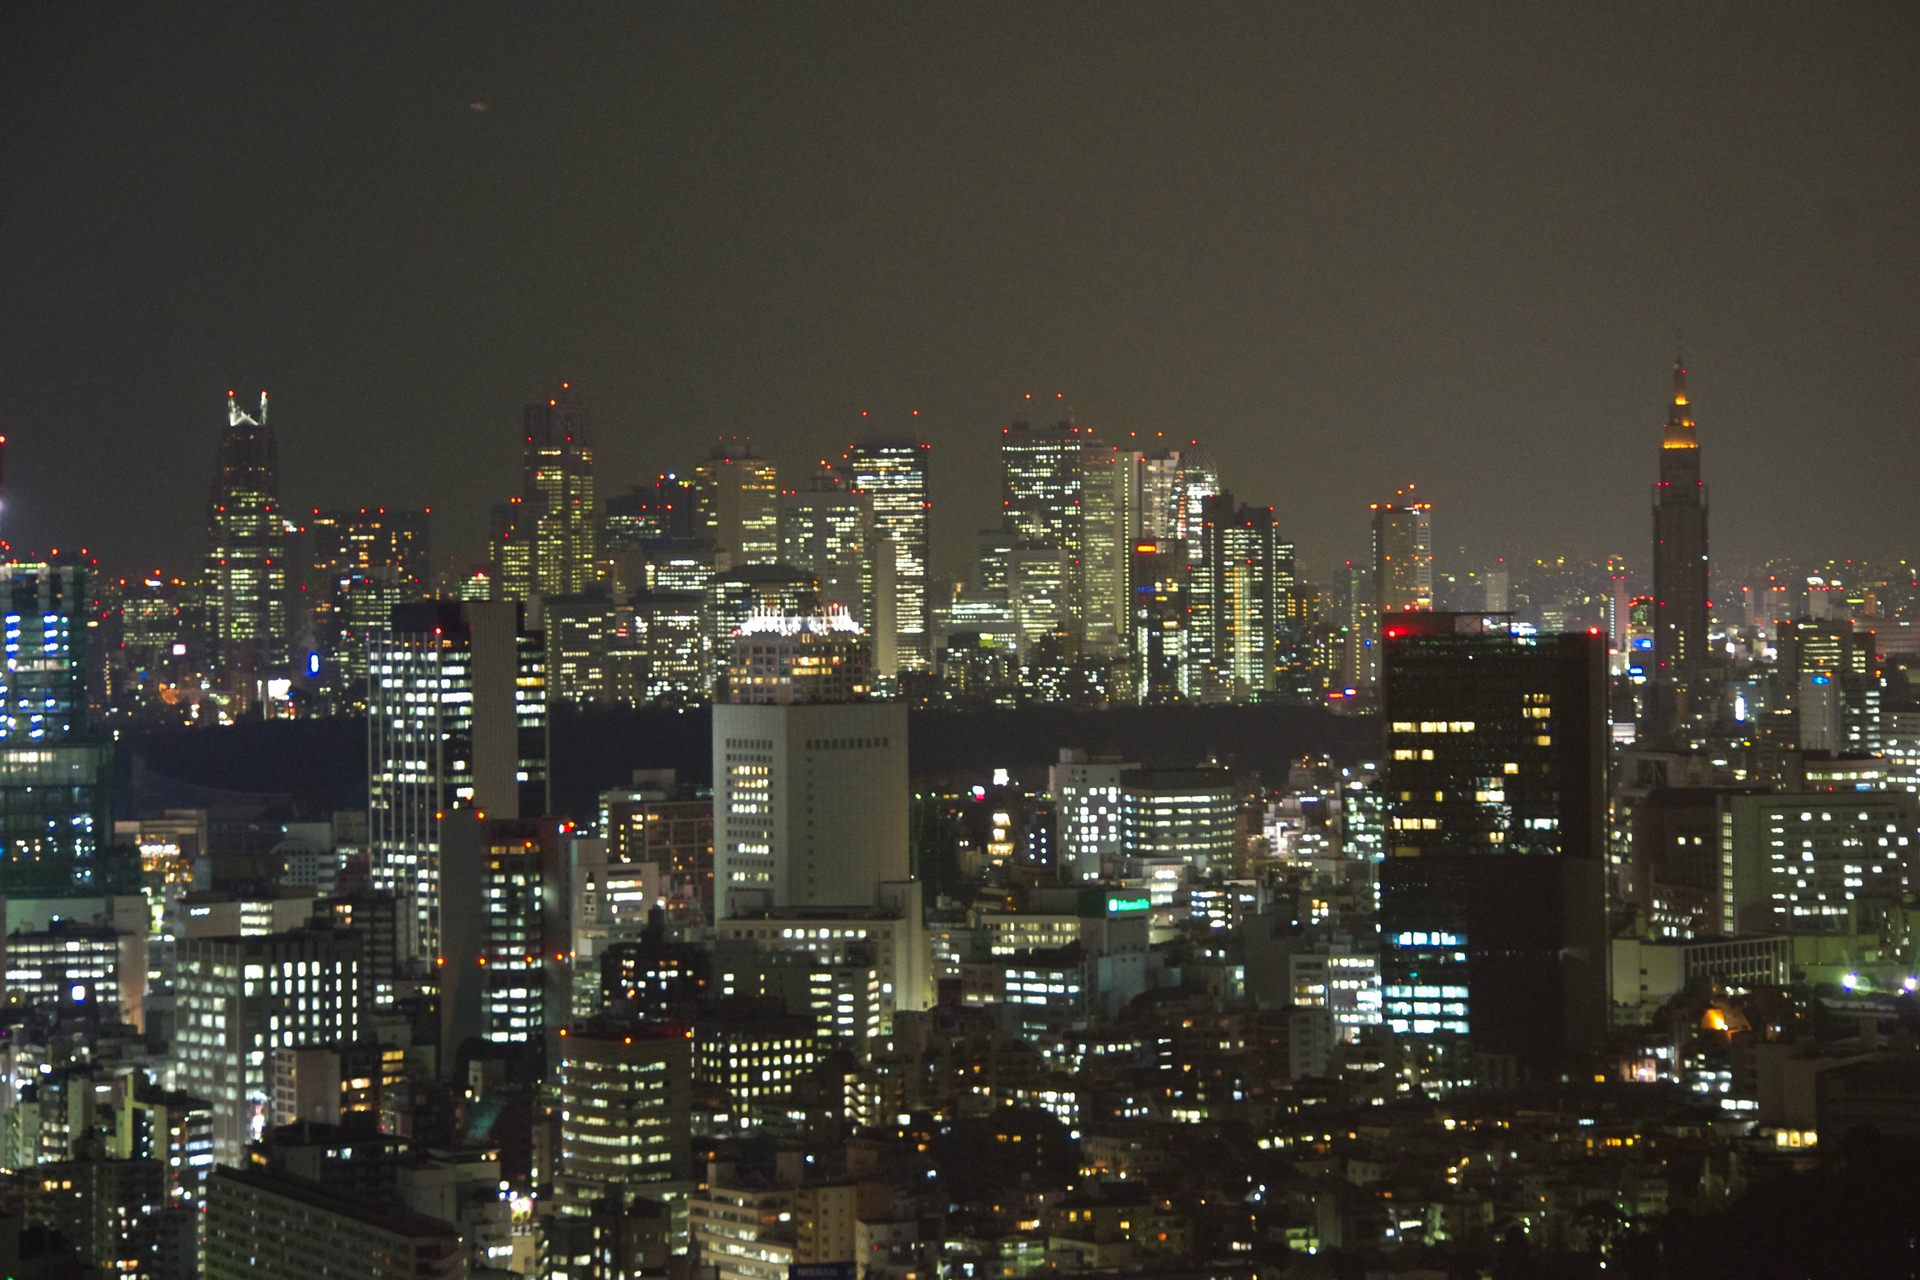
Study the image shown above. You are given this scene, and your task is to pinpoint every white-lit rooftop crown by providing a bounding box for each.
[737,606,863,638]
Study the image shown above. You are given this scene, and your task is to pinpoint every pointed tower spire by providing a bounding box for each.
[1664,355,1696,448]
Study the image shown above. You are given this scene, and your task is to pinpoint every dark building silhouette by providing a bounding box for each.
[1377,613,1607,1079]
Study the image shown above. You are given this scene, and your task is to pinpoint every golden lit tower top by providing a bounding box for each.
[1662,358,1697,450]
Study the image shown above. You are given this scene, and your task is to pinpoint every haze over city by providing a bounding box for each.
[3,6,1917,581]
[1,8,1919,1280]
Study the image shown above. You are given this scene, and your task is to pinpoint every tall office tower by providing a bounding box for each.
[1008,547,1073,653]
[0,560,112,891]
[777,473,877,627]
[439,814,566,1058]
[1175,449,1222,690]
[1078,446,1142,645]
[303,507,432,688]
[1136,450,1184,540]
[1339,562,1380,692]
[176,928,364,1165]
[841,437,930,671]
[711,617,908,920]
[1129,540,1189,703]
[1203,496,1280,701]
[524,384,598,597]
[206,391,287,684]
[1651,357,1710,739]
[1370,494,1433,614]
[1377,613,1607,1078]
[695,440,780,566]
[604,473,700,551]
[305,508,432,589]
[544,596,628,704]
[970,529,1016,594]
[555,1022,693,1234]
[490,496,537,601]
[368,601,548,957]
[1000,418,1092,551]
[632,591,708,706]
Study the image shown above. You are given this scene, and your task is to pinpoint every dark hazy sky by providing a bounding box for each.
[3,4,1916,586]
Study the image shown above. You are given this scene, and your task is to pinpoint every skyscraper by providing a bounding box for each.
[439,813,567,1057]
[695,440,780,566]
[1130,540,1188,703]
[206,392,287,687]
[302,507,431,693]
[711,611,908,920]
[523,384,597,597]
[777,473,876,629]
[1203,496,1281,701]
[1000,419,1091,552]
[1078,445,1142,646]
[1377,613,1607,1077]
[1651,357,1709,738]
[841,437,930,672]
[368,601,548,957]
[1370,494,1433,614]
[0,559,113,891]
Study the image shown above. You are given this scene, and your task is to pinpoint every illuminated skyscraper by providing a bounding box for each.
[841,437,930,671]
[523,385,597,597]
[1000,419,1091,551]
[1130,540,1188,703]
[776,473,873,624]
[1651,357,1709,738]
[1202,496,1281,701]
[1078,446,1142,645]
[1370,494,1432,614]
[0,560,112,890]
[303,508,431,692]
[206,392,287,685]
[695,439,779,566]
[368,601,547,957]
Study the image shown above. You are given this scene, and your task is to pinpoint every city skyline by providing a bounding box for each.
[3,8,1916,584]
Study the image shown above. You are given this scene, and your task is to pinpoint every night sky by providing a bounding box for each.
[3,5,1916,587]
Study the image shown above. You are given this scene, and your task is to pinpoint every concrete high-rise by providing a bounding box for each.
[1651,357,1709,738]
[176,928,364,1165]
[554,1021,693,1220]
[1377,613,1607,1078]
[711,614,907,920]
[1370,493,1432,614]
[206,392,287,687]
[438,814,569,1061]
[840,437,930,672]
[696,439,780,566]
[368,600,548,956]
